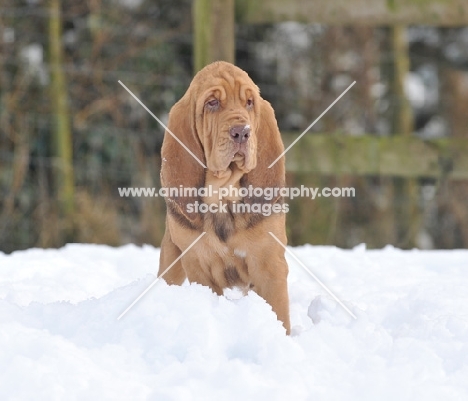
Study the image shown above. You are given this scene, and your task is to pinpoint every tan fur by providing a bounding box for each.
[158,61,290,334]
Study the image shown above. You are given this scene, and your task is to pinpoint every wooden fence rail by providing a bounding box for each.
[236,0,468,26]
[283,134,468,179]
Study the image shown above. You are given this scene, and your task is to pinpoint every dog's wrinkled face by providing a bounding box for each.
[191,63,259,177]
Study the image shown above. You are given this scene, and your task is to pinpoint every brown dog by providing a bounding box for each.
[158,61,290,334]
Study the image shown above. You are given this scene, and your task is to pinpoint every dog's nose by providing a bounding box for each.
[229,125,250,143]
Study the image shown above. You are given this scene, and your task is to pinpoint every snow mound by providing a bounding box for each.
[1,244,468,400]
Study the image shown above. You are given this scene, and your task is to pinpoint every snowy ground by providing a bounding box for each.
[1,243,468,401]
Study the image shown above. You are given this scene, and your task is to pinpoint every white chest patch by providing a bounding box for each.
[234,249,247,258]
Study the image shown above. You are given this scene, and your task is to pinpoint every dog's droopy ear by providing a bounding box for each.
[241,98,285,205]
[161,96,206,229]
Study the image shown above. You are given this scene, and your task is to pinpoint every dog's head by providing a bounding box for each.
[161,61,285,225]
[187,62,260,176]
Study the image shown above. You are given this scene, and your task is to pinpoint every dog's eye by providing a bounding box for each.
[206,99,220,110]
[246,98,254,108]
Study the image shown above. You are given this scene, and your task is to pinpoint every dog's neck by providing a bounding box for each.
[204,164,246,204]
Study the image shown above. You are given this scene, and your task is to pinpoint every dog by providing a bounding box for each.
[158,61,290,334]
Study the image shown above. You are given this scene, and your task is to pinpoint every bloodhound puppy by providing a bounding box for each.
[158,61,290,334]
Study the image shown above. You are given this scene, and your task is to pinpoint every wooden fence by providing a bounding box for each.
[193,0,468,248]
[193,0,468,180]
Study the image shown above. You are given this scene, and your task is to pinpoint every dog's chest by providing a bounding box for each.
[208,208,236,242]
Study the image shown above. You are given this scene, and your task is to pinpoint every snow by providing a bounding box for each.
[20,44,43,70]
[1,243,468,400]
[405,72,426,110]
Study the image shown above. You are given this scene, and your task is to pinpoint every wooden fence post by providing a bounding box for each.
[392,25,413,136]
[193,0,235,73]
[49,0,75,220]
[391,24,419,248]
